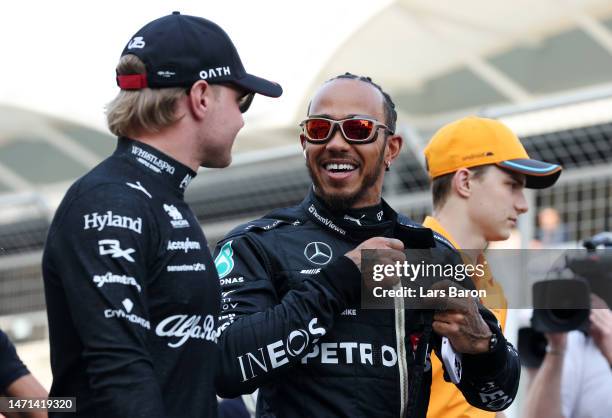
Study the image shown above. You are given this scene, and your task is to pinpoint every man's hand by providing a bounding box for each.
[345,237,405,291]
[344,237,405,270]
[429,280,492,354]
[589,294,612,365]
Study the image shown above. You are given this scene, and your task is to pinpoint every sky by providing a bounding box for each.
[0,0,393,132]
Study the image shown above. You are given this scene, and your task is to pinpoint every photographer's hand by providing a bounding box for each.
[544,332,567,355]
[589,294,612,365]
[523,332,567,418]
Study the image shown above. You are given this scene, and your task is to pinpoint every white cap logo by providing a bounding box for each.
[128,36,146,49]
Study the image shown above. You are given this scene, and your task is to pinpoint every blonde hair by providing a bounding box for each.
[106,55,185,137]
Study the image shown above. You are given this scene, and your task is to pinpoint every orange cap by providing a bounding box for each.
[423,116,562,189]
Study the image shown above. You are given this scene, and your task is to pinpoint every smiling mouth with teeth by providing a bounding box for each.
[325,163,357,172]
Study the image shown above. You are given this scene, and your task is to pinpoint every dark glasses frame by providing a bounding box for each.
[300,116,394,144]
[237,91,255,114]
[185,83,255,114]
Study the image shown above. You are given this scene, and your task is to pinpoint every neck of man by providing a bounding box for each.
[312,185,383,214]
[130,118,201,172]
[433,201,488,250]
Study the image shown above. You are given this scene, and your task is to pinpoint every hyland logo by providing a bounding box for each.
[98,239,136,263]
[155,314,217,347]
[126,181,152,199]
[83,211,142,234]
[127,36,145,49]
[215,241,234,279]
[167,237,201,253]
[93,272,142,292]
[163,204,189,228]
[199,66,231,80]
[104,298,150,329]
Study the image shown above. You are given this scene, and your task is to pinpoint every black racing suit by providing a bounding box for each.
[42,137,219,418]
[214,189,520,418]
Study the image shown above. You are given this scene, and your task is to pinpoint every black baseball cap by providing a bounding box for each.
[116,11,282,98]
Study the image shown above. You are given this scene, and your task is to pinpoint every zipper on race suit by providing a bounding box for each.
[394,288,408,417]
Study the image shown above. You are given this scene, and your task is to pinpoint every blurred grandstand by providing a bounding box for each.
[1,2,612,408]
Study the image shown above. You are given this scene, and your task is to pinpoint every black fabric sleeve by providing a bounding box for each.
[0,329,29,393]
[214,235,360,398]
[46,184,164,417]
[442,305,521,412]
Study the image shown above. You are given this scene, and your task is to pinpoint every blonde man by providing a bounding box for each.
[42,12,281,418]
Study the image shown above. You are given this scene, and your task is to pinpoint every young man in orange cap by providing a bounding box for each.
[422,116,562,418]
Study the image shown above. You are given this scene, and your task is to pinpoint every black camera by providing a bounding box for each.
[518,232,612,367]
[531,232,612,333]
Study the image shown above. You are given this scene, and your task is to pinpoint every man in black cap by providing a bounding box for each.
[42,12,281,418]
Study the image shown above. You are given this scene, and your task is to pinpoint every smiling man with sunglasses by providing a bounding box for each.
[42,12,281,418]
[213,73,519,417]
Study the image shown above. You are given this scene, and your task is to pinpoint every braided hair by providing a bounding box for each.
[326,72,397,134]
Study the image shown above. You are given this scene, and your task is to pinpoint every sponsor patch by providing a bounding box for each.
[167,263,206,272]
[163,204,189,228]
[84,211,142,234]
[215,241,235,279]
[98,239,136,263]
[199,66,231,80]
[104,298,150,329]
[93,272,141,292]
[167,238,201,253]
[220,276,244,286]
[304,242,333,265]
[132,145,175,174]
[155,314,217,347]
[126,181,152,199]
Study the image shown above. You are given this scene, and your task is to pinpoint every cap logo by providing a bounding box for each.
[157,70,176,78]
[127,36,146,49]
[199,66,231,80]
[462,151,494,161]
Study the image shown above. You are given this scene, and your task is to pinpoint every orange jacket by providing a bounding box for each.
[423,216,507,418]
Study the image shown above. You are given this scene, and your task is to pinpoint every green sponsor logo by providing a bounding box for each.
[215,241,234,279]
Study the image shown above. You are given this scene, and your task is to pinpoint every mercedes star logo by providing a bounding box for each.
[304,242,333,265]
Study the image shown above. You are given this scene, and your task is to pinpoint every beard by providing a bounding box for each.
[306,145,386,212]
